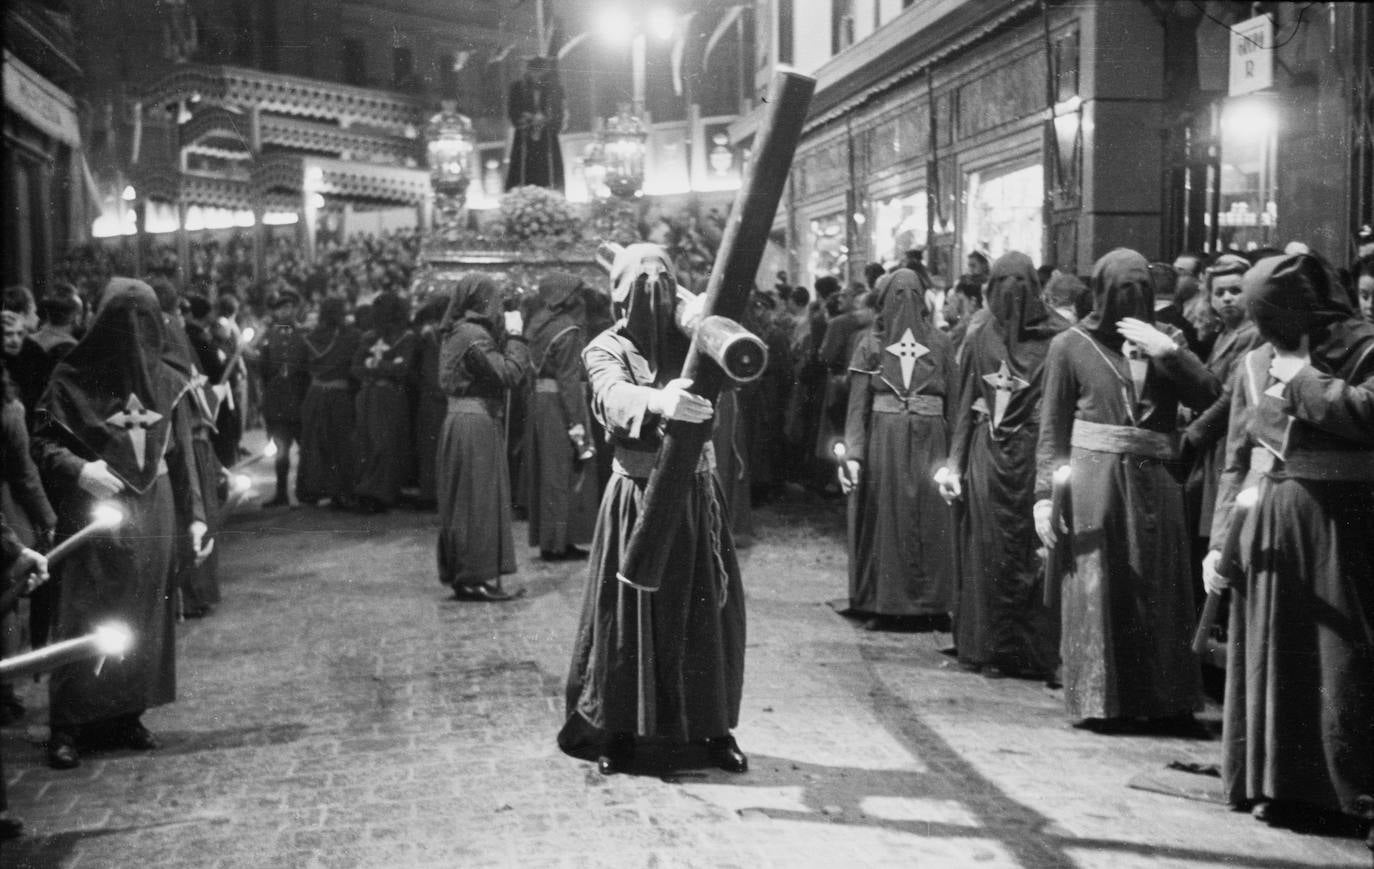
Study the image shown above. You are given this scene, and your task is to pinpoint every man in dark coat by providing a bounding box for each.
[297,297,360,508]
[258,291,310,508]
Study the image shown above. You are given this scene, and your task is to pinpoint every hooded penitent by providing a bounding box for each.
[527,271,588,365]
[610,243,690,382]
[985,252,1070,378]
[871,268,935,394]
[1080,248,1155,349]
[39,278,185,493]
[1243,252,1373,369]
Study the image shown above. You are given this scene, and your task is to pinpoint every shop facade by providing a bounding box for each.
[770,0,1372,289]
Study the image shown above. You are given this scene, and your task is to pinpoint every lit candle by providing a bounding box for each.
[0,621,133,681]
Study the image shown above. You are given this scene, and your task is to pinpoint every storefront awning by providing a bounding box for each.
[3,50,80,147]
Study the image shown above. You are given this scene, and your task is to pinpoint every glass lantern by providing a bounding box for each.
[601,105,647,200]
[425,100,476,238]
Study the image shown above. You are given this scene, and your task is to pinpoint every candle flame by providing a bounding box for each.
[93,622,133,656]
[1053,465,1072,484]
[263,440,279,458]
[241,327,257,343]
[231,473,253,494]
[832,442,847,459]
[91,503,125,529]
[1236,486,1259,509]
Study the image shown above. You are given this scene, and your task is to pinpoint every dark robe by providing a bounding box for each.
[559,327,745,747]
[33,279,203,731]
[844,270,957,617]
[5,336,55,428]
[525,288,597,554]
[167,320,221,615]
[711,388,753,541]
[505,74,565,192]
[948,252,1067,675]
[413,324,447,506]
[1212,254,1374,817]
[351,328,418,507]
[1035,249,1219,721]
[744,312,793,491]
[435,277,528,587]
[297,323,360,504]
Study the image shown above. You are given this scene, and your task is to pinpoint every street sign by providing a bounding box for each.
[1229,15,1274,96]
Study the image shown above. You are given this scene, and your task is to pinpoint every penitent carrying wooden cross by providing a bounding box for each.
[614,70,816,593]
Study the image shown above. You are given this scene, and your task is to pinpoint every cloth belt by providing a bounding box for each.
[1070,418,1178,461]
[310,378,350,390]
[872,392,943,416]
[1250,446,1374,481]
[534,378,561,394]
[613,443,715,479]
[447,396,498,415]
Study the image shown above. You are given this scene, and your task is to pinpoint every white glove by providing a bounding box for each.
[838,459,861,495]
[1201,549,1228,595]
[1116,318,1177,358]
[504,310,524,336]
[1033,498,1057,549]
[649,378,713,423]
[78,460,125,499]
[934,467,962,504]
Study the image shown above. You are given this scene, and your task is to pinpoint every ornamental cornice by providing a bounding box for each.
[260,115,417,164]
[142,64,426,135]
[179,105,250,151]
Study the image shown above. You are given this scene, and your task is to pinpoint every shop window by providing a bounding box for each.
[963,161,1043,267]
[871,191,926,267]
[1213,94,1278,252]
[808,213,848,282]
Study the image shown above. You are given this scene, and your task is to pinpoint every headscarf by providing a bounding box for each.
[610,243,689,381]
[39,278,185,493]
[526,271,587,367]
[439,273,502,336]
[1244,252,1373,373]
[985,251,1068,375]
[1080,248,1154,348]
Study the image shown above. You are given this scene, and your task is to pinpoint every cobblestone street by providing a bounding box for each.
[3,459,1368,868]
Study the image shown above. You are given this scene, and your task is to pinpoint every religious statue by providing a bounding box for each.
[505,56,565,193]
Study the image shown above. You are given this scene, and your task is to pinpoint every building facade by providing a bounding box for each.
[745,0,1373,287]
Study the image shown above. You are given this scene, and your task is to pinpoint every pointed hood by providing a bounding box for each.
[610,243,689,382]
[873,268,937,394]
[440,273,502,336]
[985,251,1069,375]
[39,277,185,493]
[1081,248,1154,348]
[527,271,588,366]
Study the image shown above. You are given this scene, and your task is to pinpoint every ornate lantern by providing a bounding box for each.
[425,100,476,237]
[601,105,647,199]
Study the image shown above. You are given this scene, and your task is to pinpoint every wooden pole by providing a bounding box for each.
[616,70,815,592]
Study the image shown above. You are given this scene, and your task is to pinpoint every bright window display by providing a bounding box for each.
[871,191,926,267]
[963,162,1043,267]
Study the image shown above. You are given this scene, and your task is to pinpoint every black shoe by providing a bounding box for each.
[541,546,589,562]
[598,733,634,775]
[705,735,748,773]
[263,493,290,509]
[454,581,524,602]
[47,735,80,770]
[0,817,22,840]
[117,720,160,751]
